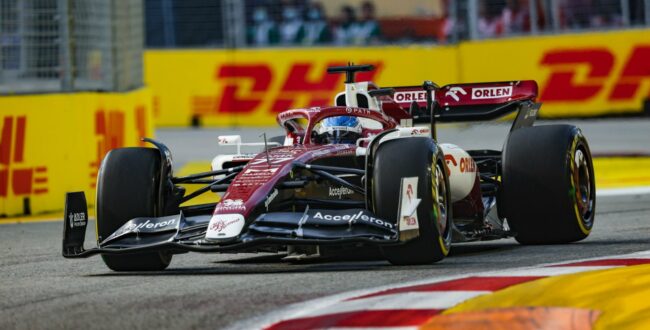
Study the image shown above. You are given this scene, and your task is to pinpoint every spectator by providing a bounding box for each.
[477,1,502,38]
[590,0,623,27]
[279,0,306,44]
[334,5,359,45]
[501,0,528,34]
[248,6,279,46]
[355,1,382,45]
[561,0,594,28]
[440,0,457,43]
[301,1,331,45]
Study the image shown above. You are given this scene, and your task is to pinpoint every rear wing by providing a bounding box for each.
[387,80,538,121]
[383,80,540,138]
[324,64,539,138]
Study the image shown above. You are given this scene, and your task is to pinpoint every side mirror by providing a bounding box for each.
[218,135,242,146]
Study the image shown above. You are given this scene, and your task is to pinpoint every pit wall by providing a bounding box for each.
[145,29,650,127]
[0,88,153,216]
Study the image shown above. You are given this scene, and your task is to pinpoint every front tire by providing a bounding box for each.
[502,125,596,244]
[371,137,452,265]
[96,147,172,271]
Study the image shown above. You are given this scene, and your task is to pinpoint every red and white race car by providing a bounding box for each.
[63,64,596,271]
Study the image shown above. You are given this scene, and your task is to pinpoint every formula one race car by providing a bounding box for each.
[62,64,595,271]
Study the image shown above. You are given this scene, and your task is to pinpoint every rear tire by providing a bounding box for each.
[96,147,172,271]
[502,125,595,244]
[372,138,452,265]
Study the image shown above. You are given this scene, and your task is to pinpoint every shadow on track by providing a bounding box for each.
[84,242,528,277]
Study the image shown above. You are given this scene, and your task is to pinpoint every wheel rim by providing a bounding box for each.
[573,148,594,222]
[434,164,448,235]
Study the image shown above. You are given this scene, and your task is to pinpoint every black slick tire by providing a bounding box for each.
[502,125,596,244]
[372,137,452,265]
[96,147,172,271]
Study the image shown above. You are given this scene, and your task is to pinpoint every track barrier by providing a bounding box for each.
[145,29,650,126]
[0,88,153,216]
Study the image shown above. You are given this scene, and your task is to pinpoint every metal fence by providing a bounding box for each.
[145,0,650,48]
[461,0,649,41]
[2,0,647,93]
[0,0,143,94]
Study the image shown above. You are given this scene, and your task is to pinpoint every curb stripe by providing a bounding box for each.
[551,258,650,267]
[349,276,542,300]
[265,309,442,329]
[282,292,488,320]
[478,265,616,277]
[252,251,650,330]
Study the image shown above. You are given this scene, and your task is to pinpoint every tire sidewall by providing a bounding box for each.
[96,147,172,271]
[502,125,596,244]
[372,137,451,264]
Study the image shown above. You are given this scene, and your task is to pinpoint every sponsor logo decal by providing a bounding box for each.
[216,199,246,212]
[445,86,467,102]
[192,62,382,116]
[209,218,240,233]
[471,86,513,99]
[218,136,240,144]
[265,189,278,210]
[444,155,476,174]
[406,184,414,203]
[0,116,49,197]
[540,46,650,102]
[104,216,180,242]
[410,128,430,136]
[459,157,476,173]
[345,107,372,116]
[399,177,421,232]
[223,199,243,206]
[444,154,456,176]
[278,111,305,122]
[244,168,278,174]
[233,154,256,160]
[68,212,87,229]
[124,218,177,232]
[393,91,428,103]
[312,210,394,229]
[249,157,293,166]
[329,186,354,199]
[524,107,539,119]
[206,214,245,239]
[311,144,354,158]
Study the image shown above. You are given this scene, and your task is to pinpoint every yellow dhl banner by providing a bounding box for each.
[145,46,459,126]
[145,29,650,127]
[458,29,650,117]
[0,88,153,216]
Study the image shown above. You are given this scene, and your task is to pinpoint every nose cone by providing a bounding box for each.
[205,214,245,241]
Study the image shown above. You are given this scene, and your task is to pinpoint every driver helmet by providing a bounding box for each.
[317,116,362,144]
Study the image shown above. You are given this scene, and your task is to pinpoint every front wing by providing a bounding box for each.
[62,193,400,259]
